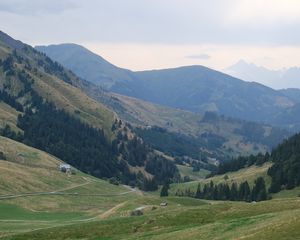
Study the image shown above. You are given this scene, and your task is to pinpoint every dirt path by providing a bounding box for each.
[99,201,127,219]
[0,182,137,200]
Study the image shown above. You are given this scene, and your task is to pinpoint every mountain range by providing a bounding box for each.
[36,44,300,130]
[225,59,300,90]
[0,30,290,172]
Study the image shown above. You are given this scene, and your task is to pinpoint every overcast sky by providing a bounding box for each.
[1,0,300,77]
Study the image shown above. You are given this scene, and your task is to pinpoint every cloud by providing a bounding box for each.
[186,54,211,60]
[225,0,300,24]
[1,0,300,48]
[0,0,77,15]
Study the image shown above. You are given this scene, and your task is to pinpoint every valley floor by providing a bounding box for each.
[1,193,300,240]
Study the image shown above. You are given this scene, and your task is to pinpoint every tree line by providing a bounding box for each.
[175,177,269,202]
[217,153,269,175]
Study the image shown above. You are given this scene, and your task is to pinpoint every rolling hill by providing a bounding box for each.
[36,43,300,130]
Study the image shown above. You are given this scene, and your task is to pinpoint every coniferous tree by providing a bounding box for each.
[230,183,238,201]
[195,183,202,198]
[160,182,169,197]
[252,177,267,201]
[238,181,251,202]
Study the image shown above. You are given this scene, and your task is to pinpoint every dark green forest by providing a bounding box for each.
[177,177,268,202]
[268,133,300,192]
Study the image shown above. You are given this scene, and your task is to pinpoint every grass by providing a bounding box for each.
[0,102,22,132]
[272,186,300,199]
[2,197,299,240]
[0,136,140,212]
[176,164,210,180]
[0,138,299,239]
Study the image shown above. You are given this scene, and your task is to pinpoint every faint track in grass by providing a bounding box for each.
[0,177,137,200]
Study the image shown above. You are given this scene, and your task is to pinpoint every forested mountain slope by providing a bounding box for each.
[0,31,179,190]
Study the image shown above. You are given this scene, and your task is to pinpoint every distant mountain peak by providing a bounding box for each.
[225,59,300,89]
[36,43,133,88]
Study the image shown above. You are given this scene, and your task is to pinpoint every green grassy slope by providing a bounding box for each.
[170,163,272,195]
[0,136,143,237]
[2,196,300,240]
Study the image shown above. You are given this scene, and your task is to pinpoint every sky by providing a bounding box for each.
[1,0,300,84]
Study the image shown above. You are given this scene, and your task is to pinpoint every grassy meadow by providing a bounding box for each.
[0,136,299,239]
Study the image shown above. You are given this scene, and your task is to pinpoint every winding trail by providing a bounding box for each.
[0,177,136,200]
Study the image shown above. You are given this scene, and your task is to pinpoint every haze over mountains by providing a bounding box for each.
[226,60,300,90]
[37,44,300,130]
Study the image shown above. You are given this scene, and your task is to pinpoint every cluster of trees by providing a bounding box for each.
[36,51,72,84]
[217,153,269,175]
[145,156,180,184]
[135,126,223,170]
[216,131,300,194]
[111,123,180,189]
[234,121,288,148]
[17,102,122,179]
[176,177,268,202]
[0,151,6,160]
[1,55,15,76]
[268,133,300,193]
[135,126,204,160]
[160,182,170,197]
[0,125,23,142]
[0,90,23,112]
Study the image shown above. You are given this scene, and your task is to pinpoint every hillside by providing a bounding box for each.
[0,136,146,237]
[36,44,300,130]
[34,45,289,162]
[80,86,289,162]
[0,31,179,190]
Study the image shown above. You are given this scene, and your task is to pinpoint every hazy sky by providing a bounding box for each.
[1,0,300,74]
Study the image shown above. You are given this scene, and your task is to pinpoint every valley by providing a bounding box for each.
[0,30,299,240]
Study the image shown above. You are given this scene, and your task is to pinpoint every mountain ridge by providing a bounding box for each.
[36,43,300,130]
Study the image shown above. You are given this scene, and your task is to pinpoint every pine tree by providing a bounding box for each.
[195,183,202,198]
[160,182,169,197]
[230,183,238,201]
[252,177,267,201]
[238,181,251,202]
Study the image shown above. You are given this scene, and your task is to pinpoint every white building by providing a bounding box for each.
[59,164,71,172]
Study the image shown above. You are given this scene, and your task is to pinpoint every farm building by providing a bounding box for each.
[59,164,71,172]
